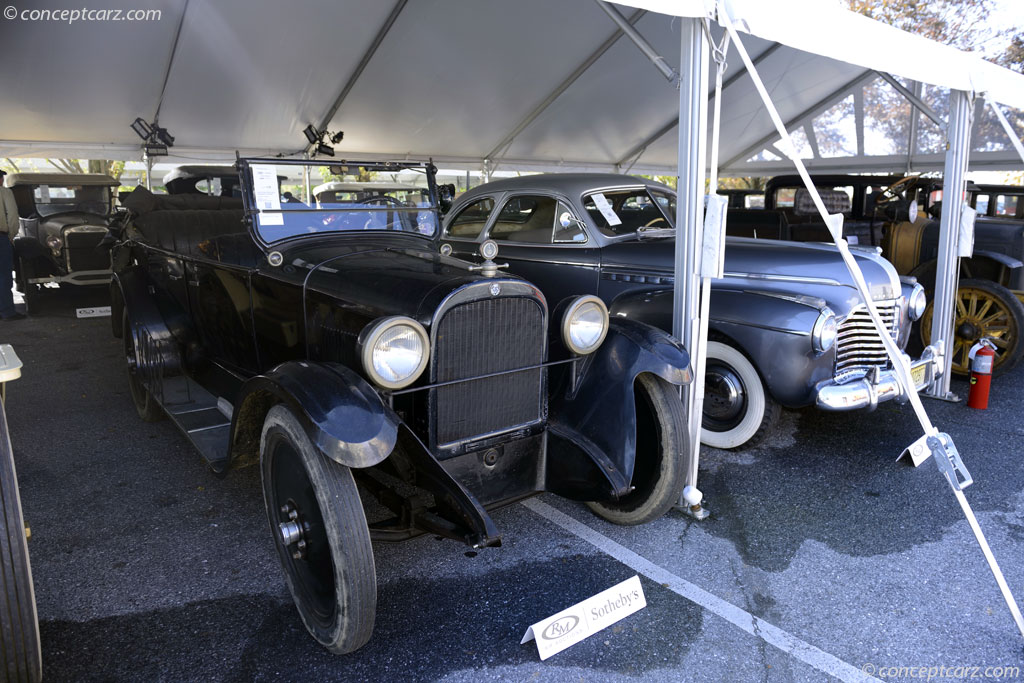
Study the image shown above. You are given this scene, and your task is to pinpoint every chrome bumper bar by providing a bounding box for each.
[815,343,944,412]
[28,269,111,287]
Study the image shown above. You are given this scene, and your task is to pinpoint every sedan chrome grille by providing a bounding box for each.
[835,300,898,373]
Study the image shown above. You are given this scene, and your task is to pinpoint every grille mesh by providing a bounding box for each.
[65,231,110,271]
[432,297,544,445]
[835,300,898,373]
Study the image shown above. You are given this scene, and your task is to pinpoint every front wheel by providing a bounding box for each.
[586,373,688,526]
[700,340,780,450]
[261,404,377,654]
[918,278,1024,376]
[0,408,42,683]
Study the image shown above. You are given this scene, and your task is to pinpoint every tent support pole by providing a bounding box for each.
[144,152,153,191]
[905,81,922,173]
[987,98,1024,166]
[878,72,946,129]
[303,154,311,205]
[927,89,973,399]
[672,17,709,519]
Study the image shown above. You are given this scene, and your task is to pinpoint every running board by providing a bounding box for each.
[160,376,231,471]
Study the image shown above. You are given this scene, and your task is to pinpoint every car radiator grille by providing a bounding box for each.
[65,231,110,272]
[432,297,545,446]
[835,300,898,373]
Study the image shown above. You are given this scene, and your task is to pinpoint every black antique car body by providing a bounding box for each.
[109,158,692,654]
[442,174,942,450]
[7,172,119,312]
[749,175,1024,375]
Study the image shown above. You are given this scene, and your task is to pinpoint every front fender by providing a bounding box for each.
[547,318,691,500]
[232,361,398,470]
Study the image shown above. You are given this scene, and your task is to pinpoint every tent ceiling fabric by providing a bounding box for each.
[1,0,1022,174]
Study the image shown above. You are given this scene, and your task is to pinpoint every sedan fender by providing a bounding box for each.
[609,287,834,407]
[547,318,691,500]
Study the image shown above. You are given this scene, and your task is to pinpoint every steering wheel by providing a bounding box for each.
[363,195,405,207]
[874,176,919,207]
[643,217,667,228]
[362,195,407,230]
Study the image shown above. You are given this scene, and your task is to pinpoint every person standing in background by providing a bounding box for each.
[0,171,26,320]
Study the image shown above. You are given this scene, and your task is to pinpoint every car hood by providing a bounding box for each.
[273,236,532,324]
[600,236,899,305]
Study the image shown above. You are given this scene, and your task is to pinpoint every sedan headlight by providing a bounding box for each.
[359,316,429,389]
[908,283,927,321]
[46,235,62,251]
[562,295,609,355]
[812,307,837,353]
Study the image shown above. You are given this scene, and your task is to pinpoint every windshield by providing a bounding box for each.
[32,185,112,217]
[246,162,439,243]
[582,188,674,237]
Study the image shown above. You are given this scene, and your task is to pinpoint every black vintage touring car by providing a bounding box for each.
[109,158,692,653]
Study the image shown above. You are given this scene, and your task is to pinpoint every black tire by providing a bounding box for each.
[919,278,1024,377]
[16,259,38,316]
[260,404,377,654]
[700,340,780,449]
[122,310,163,422]
[0,406,42,683]
[586,373,688,526]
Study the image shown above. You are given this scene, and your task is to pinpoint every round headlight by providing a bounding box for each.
[46,235,61,250]
[812,308,837,353]
[908,284,927,321]
[359,316,429,389]
[562,295,609,355]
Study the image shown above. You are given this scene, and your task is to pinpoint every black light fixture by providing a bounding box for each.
[131,117,153,141]
[155,127,175,147]
[303,124,320,145]
[329,130,345,144]
[144,142,169,157]
[316,142,335,157]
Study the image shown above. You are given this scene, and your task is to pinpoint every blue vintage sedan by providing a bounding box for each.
[442,173,943,449]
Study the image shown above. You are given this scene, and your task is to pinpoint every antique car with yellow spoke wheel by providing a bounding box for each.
[108,158,693,654]
[918,278,1024,375]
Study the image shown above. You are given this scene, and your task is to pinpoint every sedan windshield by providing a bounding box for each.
[582,188,674,237]
[32,185,112,218]
[247,162,439,243]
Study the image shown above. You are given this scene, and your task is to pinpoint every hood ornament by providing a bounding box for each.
[469,240,508,278]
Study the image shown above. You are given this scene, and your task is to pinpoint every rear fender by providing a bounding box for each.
[547,318,691,501]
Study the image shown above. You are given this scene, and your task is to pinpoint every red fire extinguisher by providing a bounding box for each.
[967,339,996,409]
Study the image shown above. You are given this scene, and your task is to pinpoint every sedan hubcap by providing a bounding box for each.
[278,502,310,560]
[704,364,746,429]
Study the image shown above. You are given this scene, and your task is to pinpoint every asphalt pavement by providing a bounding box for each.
[5,285,1024,682]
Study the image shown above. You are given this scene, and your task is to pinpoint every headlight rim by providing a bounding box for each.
[562,295,609,355]
[812,307,837,353]
[908,284,927,321]
[358,315,430,390]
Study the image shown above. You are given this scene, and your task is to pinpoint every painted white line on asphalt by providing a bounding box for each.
[521,499,879,683]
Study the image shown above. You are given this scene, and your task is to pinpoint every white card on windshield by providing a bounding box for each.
[591,193,622,226]
[521,575,646,660]
[251,164,283,226]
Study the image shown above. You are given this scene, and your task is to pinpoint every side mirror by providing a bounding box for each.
[437,183,457,215]
[558,211,581,229]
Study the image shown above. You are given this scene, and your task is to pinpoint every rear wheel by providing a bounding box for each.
[122,311,163,422]
[261,404,377,653]
[700,340,780,449]
[919,278,1024,376]
[586,373,687,526]
[16,259,39,316]
[0,408,42,683]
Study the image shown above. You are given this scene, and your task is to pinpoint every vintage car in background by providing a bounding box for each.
[7,172,119,313]
[441,174,941,450]
[745,175,1024,376]
[719,187,765,210]
[162,165,247,196]
[970,184,1024,220]
[313,180,429,206]
[109,159,693,654]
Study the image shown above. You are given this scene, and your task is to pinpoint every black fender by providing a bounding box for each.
[910,254,1022,291]
[230,361,500,547]
[546,318,691,501]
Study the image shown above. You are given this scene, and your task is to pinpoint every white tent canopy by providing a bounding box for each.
[1,0,1022,175]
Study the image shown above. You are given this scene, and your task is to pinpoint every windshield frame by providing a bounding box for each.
[237,158,442,249]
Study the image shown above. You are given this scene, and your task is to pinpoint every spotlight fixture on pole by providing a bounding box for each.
[130,117,174,157]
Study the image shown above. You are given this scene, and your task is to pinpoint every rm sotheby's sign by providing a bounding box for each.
[521,575,646,660]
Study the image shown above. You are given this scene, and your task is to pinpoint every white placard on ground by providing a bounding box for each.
[76,306,111,318]
[520,575,646,660]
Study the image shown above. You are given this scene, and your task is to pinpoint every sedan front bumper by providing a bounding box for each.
[815,343,944,412]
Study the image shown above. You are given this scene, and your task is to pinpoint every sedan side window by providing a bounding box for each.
[445,197,495,238]
[490,195,568,244]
